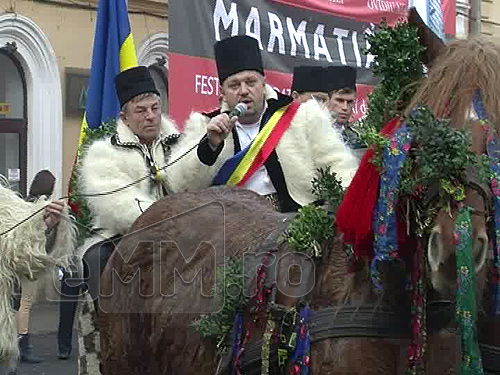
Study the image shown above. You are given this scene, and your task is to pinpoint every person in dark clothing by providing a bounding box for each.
[56,265,80,359]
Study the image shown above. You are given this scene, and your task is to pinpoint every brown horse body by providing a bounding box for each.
[100,184,489,375]
[100,188,288,374]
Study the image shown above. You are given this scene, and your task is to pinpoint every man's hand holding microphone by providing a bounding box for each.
[207,103,247,147]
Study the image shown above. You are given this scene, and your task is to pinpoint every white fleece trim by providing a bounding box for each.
[276,98,358,205]
[80,116,179,238]
[168,112,235,192]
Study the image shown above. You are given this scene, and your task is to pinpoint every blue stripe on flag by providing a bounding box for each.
[212,145,250,186]
[85,0,134,129]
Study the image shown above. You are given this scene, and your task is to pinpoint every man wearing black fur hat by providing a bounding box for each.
[169,36,358,213]
[325,66,364,149]
[290,65,330,104]
[77,66,180,311]
[326,65,357,127]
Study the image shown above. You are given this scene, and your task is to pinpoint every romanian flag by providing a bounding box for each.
[78,0,138,145]
[212,101,300,187]
[68,0,137,212]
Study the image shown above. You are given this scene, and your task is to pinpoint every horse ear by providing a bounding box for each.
[407,7,446,67]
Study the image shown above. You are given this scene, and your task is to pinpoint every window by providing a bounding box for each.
[0,43,28,195]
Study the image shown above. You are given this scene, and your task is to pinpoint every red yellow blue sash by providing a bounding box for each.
[212,100,300,187]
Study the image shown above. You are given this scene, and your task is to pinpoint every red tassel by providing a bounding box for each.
[336,118,402,259]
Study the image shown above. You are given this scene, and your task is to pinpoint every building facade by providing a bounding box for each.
[456,0,500,38]
[0,0,168,199]
[480,0,500,37]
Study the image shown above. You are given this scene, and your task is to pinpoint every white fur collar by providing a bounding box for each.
[115,116,179,145]
[220,84,278,112]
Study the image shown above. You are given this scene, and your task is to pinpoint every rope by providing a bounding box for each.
[0,139,200,237]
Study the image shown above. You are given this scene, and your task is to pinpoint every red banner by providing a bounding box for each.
[270,0,407,24]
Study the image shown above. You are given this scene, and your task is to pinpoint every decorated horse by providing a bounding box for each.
[0,176,76,369]
[97,17,500,375]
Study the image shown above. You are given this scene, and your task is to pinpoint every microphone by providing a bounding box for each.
[220,102,247,141]
[206,103,248,145]
[228,102,247,118]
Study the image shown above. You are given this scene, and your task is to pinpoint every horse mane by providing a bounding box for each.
[407,37,500,128]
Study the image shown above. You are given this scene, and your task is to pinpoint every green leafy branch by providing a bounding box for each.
[193,258,248,347]
[68,120,117,244]
[357,19,425,150]
[311,167,345,211]
[287,168,343,256]
[402,107,484,199]
[398,107,489,235]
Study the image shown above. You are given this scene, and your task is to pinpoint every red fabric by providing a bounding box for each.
[442,0,456,36]
[336,117,402,258]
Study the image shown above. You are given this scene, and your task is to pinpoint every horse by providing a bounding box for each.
[98,173,490,375]
[0,177,76,368]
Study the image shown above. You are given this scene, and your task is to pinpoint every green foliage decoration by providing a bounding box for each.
[357,19,425,153]
[397,107,489,235]
[192,257,248,348]
[68,120,117,244]
[311,167,345,212]
[287,168,344,256]
[363,20,425,130]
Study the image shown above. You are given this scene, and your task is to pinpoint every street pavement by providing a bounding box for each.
[16,302,78,375]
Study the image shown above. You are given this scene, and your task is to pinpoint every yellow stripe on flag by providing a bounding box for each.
[78,114,90,148]
[119,34,138,71]
[227,104,289,186]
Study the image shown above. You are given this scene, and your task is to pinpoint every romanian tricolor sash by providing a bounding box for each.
[212,100,300,187]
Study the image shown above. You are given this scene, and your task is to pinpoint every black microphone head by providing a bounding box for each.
[232,102,247,117]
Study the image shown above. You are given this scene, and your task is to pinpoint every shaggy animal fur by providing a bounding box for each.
[100,187,288,374]
[407,37,500,128]
[0,177,76,365]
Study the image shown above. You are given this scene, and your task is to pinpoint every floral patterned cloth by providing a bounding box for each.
[455,207,484,375]
[472,90,500,315]
[371,124,412,289]
[487,134,500,315]
[290,305,312,375]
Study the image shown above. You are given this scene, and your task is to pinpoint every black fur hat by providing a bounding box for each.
[326,66,357,92]
[115,66,160,108]
[214,35,264,83]
[291,66,330,93]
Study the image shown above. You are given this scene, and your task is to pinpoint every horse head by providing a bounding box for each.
[427,185,490,298]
